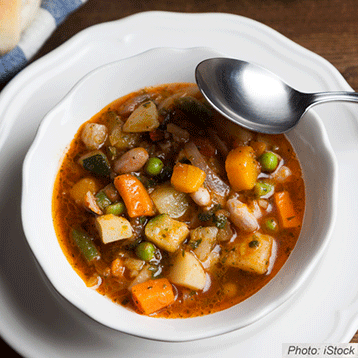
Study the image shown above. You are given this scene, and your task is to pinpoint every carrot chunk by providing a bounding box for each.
[274,191,301,228]
[114,174,155,218]
[131,278,175,315]
[171,163,206,193]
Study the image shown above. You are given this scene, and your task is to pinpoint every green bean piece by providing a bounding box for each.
[71,228,100,263]
[95,191,112,211]
[104,201,125,216]
[135,241,156,261]
[264,218,279,233]
[145,157,164,176]
[254,181,274,197]
[259,152,279,172]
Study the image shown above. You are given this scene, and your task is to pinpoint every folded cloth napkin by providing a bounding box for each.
[0,0,87,83]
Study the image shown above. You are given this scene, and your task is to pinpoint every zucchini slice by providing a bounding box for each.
[79,150,111,176]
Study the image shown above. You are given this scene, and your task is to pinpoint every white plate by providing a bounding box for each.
[0,11,357,358]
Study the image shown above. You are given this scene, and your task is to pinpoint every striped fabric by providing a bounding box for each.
[0,0,87,83]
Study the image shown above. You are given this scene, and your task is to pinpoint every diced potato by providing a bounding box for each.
[124,257,145,278]
[201,246,221,270]
[168,251,206,290]
[144,214,189,252]
[150,184,190,219]
[81,123,108,150]
[189,226,218,261]
[70,177,100,206]
[222,282,239,298]
[95,214,133,244]
[224,233,273,274]
[123,101,160,132]
[109,122,141,149]
[129,263,152,288]
[217,223,234,242]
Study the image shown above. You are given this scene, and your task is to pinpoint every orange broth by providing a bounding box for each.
[52,83,305,318]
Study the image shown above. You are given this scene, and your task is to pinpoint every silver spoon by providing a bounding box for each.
[195,57,358,134]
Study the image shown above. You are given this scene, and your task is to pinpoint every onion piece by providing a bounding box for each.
[184,141,230,198]
[157,84,200,112]
[166,123,190,143]
[208,129,229,157]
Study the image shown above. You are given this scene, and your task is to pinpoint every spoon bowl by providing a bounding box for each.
[195,58,358,134]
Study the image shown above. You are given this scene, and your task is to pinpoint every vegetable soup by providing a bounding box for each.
[52,83,305,318]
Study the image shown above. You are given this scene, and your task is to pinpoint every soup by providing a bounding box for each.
[52,83,305,318]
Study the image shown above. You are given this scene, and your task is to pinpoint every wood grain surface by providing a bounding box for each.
[1,0,358,355]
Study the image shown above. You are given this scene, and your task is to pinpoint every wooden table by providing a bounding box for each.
[1,0,358,355]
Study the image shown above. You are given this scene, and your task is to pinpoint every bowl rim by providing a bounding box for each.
[21,46,338,342]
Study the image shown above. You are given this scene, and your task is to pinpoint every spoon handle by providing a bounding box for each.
[308,91,358,107]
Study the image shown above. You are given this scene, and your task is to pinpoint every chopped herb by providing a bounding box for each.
[198,204,223,223]
[139,216,147,225]
[198,212,212,222]
[213,213,227,229]
[189,238,202,249]
[249,240,260,248]
[121,297,130,305]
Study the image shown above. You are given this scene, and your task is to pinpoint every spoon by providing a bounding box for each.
[195,57,358,134]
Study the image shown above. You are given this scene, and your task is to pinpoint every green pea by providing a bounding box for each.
[145,157,164,176]
[135,241,156,261]
[264,218,279,233]
[254,181,273,197]
[104,201,125,216]
[259,152,279,172]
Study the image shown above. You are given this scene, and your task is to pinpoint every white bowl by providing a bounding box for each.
[21,47,338,342]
